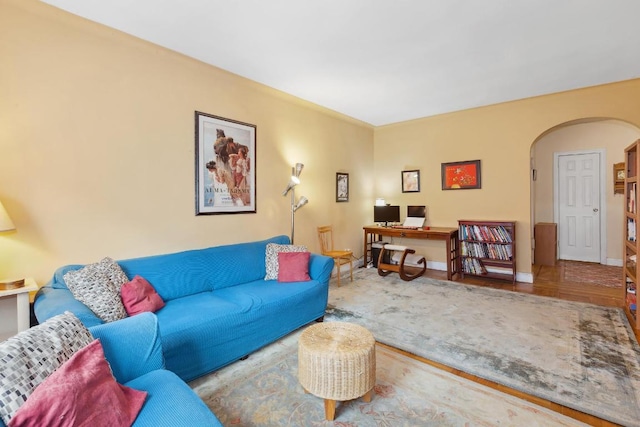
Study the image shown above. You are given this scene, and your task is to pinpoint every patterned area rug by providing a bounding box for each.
[562,260,622,288]
[190,329,587,426]
[325,268,640,427]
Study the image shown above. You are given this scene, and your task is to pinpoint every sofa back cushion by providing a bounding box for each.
[47,236,290,302]
[118,235,289,300]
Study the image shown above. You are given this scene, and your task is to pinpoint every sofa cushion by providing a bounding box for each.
[8,340,147,427]
[125,370,222,426]
[0,312,94,424]
[121,276,165,316]
[278,251,311,282]
[156,279,328,381]
[63,257,128,322]
[264,243,307,280]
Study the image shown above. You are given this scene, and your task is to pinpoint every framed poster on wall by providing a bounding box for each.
[195,111,256,214]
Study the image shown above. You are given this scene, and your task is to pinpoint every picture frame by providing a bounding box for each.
[441,160,481,190]
[195,111,256,215]
[336,172,349,202]
[401,170,420,193]
[614,162,625,195]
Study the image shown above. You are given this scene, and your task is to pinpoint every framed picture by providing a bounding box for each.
[401,170,420,193]
[336,172,349,202]
[614,162,625,194]
[195,111,256,215]
[441,160,481,190]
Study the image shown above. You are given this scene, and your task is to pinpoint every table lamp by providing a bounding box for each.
[0,200,24,290]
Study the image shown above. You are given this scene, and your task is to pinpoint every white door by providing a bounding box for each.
[557,152,601,262]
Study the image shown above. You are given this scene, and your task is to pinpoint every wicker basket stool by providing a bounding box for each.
[298,321,376,421]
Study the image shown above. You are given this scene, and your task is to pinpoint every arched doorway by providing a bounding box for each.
[530,119,640,265]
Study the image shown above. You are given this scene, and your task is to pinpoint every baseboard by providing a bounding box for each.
[516,272,533,283]
[429,262,532,283]
[607,258,623,267]
[362,259,534,283]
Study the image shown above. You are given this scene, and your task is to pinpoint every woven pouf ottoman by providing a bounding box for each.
[298,321,376,421]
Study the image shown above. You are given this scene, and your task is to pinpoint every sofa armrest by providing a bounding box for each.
[309,253,334,285]
[89,312,165,384]
[34,285,103,327]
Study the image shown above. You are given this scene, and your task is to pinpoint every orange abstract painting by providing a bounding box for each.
[441,160,481,190]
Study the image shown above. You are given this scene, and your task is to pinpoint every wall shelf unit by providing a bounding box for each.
[623,139,640,332]
[458,220,516,283]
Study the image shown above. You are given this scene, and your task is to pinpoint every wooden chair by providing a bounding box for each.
[377,244,426,281]
[317,225,353,286]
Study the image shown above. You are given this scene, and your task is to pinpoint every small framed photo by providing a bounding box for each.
[336,172,349,202]
[195,111,256,215]
[441,160,481,190]
[401,170,420,193]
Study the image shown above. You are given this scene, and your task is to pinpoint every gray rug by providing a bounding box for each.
[326,268,640,427]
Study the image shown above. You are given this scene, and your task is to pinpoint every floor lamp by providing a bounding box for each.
[282,163,308,244]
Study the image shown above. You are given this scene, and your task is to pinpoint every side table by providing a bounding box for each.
[0,278,38,342]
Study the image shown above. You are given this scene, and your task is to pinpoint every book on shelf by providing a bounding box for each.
[459,224,512,243]
[628,218,637,242]
[630,183,636,213]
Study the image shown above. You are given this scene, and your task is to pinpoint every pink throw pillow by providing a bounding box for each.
[278,251,311,282]
[9,339,147,427]
[120,275,165,316]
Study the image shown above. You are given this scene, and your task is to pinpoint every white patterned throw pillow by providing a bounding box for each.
[0,311,94,424]
[265,243,307,280]
[64,257,129,322]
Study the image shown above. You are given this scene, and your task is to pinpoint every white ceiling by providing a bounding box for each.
[41,0,640,126]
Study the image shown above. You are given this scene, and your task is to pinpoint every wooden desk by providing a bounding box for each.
[363,226,459,280]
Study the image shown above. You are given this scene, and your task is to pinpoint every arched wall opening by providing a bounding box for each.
[530,118,640,266]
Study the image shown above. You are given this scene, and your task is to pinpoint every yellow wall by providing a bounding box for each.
[0,0,374,285]
[3,0,640,285]
[374,80,640,277]
[532,120,640,264]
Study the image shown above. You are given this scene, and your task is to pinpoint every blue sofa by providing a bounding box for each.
[0,312,221,427]
[34,235,334,382]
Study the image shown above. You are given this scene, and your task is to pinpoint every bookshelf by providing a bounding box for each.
[458,220,516,283]
[623,139,640,331]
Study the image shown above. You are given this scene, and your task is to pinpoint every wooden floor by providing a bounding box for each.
[389,260,629,427]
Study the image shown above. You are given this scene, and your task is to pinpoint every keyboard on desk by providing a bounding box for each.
[390,225,419,230]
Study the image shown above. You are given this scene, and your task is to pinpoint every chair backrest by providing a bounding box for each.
[317,225,334,255]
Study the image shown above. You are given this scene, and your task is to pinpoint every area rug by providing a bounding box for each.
[326,268,640,427]
[562,260,622,288]
[190,329,588,426]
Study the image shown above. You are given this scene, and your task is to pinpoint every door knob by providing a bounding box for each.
[593,208,599,212]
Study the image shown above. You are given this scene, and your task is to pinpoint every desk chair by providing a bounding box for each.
[377,244,426,281]
[317,225,353,286]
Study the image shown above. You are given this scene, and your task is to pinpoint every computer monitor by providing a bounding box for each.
[407,205,426,218]
[374,205,400,227]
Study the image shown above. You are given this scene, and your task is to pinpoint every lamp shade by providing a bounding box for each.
[293,196,309,212]
[0,201,15,232]
[282,176,301,196]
